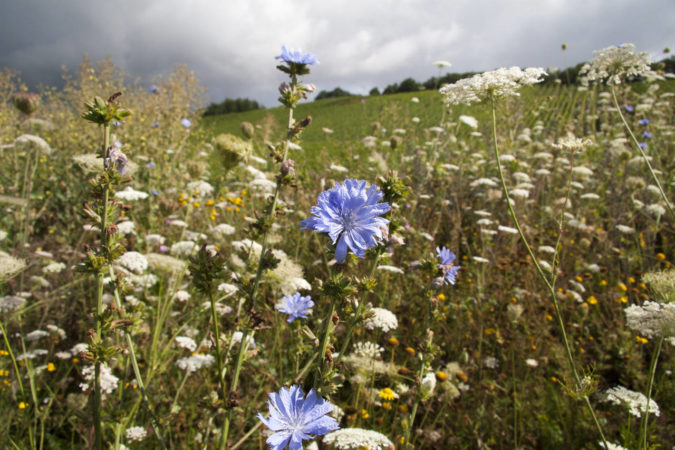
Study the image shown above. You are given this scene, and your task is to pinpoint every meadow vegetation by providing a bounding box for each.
[0,45,673,449]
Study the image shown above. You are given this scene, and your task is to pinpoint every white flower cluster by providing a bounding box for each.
[15,134,51,154]
[118,251,148,274]
[125,426,147,442]
[176,354,215,374]
[323,428,394,450]
[0,252,26,282]
[352,341,384,359]
[0,295,26,312]
[624,301,675,338]
[579,44,658,86]
[603,386,660,418]
[175,336,197,352]
[440,67,547,106]
[186,180,214,197]
[80,364,119,398]
[364,307,398,333]
[115,186,149,201]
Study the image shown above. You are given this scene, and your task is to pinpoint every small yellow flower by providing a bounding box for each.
[437,293,446,301]
[618,283,627,292]
[456,371,468,382]
[379,388,396,401]
[240,189,247,196]
[359,409,369,419]
[638,283,647,290]
[545,314,553,322]
[628,277,635,284]
[206,200,214,206]
[381,402,392,410]
[18,402,27,409]
[405,347,415,356]
[47,363,55,372]
[388,337,399,346]
[397,405,409,413]
[435,371,448,381]
[656,253,665,261]
[575,276,583,283]
[600,280,607,286]
[618,296,627,304]
[210,215,216,221]
[636,336,648,344]
[192,202,200,208]
[586,296,598,305]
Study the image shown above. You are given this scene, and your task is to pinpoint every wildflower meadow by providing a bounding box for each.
[0,43,674,449]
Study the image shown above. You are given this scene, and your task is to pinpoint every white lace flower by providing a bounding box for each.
[364,307,398,333]
[440,67,546,105]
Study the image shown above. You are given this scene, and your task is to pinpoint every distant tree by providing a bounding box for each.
[203,97,263,116]
[398,77,421,92]
[369,87,381,96]
[315,87,353,100]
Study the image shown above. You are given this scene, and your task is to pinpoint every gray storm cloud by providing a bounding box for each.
[1,0,672,106]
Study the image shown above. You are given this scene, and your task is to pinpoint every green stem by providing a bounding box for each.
[610,86,674,219]
[314,297,337,390]
[108,266,166,449]
[209,289,228,450]
[222,98,297,446]
[489,95,608,447]
[640,335,664,450]
[93,123,111,450]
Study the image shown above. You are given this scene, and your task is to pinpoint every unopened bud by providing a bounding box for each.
[12,92,40,115]
[241,121,254,139]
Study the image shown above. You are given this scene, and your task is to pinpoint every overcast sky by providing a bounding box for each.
[1,0,673,106]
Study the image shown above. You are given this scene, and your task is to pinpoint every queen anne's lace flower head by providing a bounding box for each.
[258,385,338,450]
[364,307,398,332]
[624,301,675,338]
[301,179,391,263]
[579,44,660,86]
[323,428,393,449]
[603,386,660,418]
[440,67,547,106]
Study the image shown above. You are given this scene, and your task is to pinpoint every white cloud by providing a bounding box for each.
[0,0,672,105]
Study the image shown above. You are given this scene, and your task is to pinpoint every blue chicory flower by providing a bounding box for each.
[149,85,160,94]
[145,161,156,169]
[276,293,314,323]
[642,131,652,139]
[112,120,122,127]
[638,118,649,126]
[276,45,319,65]
[258,385,338,450]
[639,142,648,149]
[150,189,159,196]
[300,179,391,263]
[150,121,160,128]
[180,118,191,128]
[624,105,634,112]
[436,246,460,285]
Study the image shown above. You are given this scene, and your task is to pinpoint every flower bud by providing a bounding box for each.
[280,159,295,177]
[105,144,128,174]
[12,92,40,115]
[240,121,255,139]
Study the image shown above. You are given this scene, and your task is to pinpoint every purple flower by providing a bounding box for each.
[150,121,160,128]
[276,293,314,323]
[112,120,122,127]
[436,246,460,285]
[639,118,649,126]
[301,179,390,263]
[150,189,159,196]
[624,105,634,112]
[180,118,191,128]
[159,245,169,253]
[145,161,156,169]
[639,142,648,149]
[258,385,338,450]
[149,85,160,94]
[276,45,319,65]
[642,131,652,139]
[104,143,128,175]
